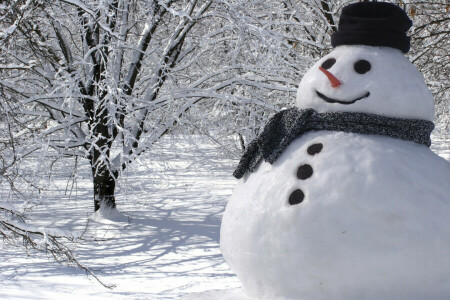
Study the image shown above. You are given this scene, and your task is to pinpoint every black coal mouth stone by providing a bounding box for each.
[316,90,370,105]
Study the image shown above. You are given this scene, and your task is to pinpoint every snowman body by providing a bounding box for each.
[221,131,450,299]
[220,45,450,299]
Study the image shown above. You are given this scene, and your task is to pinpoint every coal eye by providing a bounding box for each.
[354,60,371,74]
[321,58,336,70]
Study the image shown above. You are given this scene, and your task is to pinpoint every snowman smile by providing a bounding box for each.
[316,90,370,105]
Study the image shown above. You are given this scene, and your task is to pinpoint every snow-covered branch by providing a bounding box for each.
[0,204,115,289]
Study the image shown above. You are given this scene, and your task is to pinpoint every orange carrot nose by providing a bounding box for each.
[319,66,342,88]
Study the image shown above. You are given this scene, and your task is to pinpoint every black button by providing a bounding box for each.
[297,164,313,180]
[289,189,305,205]
[307,143,323,155]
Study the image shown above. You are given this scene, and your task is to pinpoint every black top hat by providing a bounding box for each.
[331,2,412,53]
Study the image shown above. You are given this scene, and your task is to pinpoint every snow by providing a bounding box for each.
[90,206,131,224]
[181,288,251,300]
[297,46,435,121]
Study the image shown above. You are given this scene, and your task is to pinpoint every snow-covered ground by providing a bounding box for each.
[0,135,242,299]
[1,132,448,299]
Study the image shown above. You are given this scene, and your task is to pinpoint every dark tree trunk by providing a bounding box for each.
[320,1,336,31]
[92,165,118,211]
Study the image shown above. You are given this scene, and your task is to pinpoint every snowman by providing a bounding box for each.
[220,2,450,299]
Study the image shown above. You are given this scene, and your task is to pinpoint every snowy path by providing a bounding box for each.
[0,133,448,299]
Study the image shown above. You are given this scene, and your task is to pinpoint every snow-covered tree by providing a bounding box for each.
[0,0,309,211]
[405,0,449,129]
[0,0,447,213]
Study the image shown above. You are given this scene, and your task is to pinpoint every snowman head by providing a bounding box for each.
[296,2,434,121]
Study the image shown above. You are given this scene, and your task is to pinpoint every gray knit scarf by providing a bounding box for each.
[233,108,434,179]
